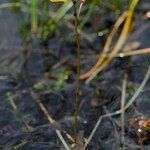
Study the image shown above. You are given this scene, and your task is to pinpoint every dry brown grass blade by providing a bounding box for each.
[30,90,71,150]
[79,0,139,84]
[83,65,150,150]
[79,11,128,80]
[121,73,128,146]
[76,48,150,77]
[85,0,139,84]
[117,48,150,57]
[99,48,150,58]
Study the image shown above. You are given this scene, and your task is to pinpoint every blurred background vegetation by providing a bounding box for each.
[7,0,128,43]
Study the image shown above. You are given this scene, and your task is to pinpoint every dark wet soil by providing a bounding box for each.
[0,0,150,150]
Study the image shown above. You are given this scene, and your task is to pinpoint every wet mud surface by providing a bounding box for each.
[0,0,150,150]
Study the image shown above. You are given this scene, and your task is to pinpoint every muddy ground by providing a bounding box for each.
[0,0,150,150]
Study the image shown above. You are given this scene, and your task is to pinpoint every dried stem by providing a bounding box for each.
[79,11,128,80]
[85,0,139,84]
[79,0,140,83]
[72,0,81,144]
[121,73,128,146]
[30,90,71,150]
[117,48,150,58]
[83,65,150,149]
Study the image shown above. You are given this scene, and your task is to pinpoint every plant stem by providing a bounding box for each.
[72,0,81,144]
[85,0,139,84]
[31,0,38,32]
[118,48,150,57]
[30,90,71,150]
[121,73,128,146]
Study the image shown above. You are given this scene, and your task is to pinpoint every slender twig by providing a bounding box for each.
[72,0,81,144]
[7,140,28,150]
[79,11,128,80]
[88,48,150,59]
[85,0,139,84]
[79,0,140,83]
[83,117,103,150]
[117,48,150,58]
[124,65,150,110]
[83,65,150,149]
[77,0,85,19]
[30,90,71,150]
[121,73,128,146]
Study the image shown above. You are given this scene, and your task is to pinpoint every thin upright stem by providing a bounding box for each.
[31,0,38,32]
[72,0,81,144]
[121,73,128,146]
